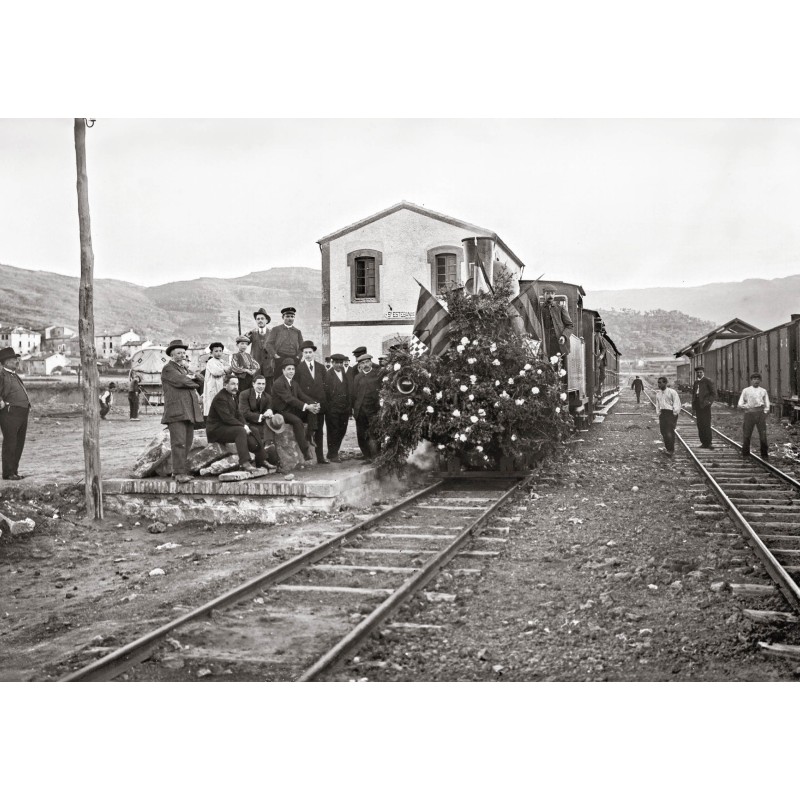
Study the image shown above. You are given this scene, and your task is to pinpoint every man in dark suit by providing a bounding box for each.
[324,353,351,462]
[296,340,328,464]
[271,358,319,462]
[352,353,383,461]
[347,346,367,384]
[237,374,274,455]
[631,375,644,403]
[266,307,304,379]
[246,308,274,392]
[691,365,717,449]
[160,339,204,483]
[207,376,271,471]
[0,348,31,480]
[541,285,574,361]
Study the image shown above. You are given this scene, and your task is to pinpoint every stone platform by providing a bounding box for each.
[102,462,406,524]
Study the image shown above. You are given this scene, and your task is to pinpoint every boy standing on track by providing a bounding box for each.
[738,372,770,461]
[691,365,716,449]
[654,376,681,456]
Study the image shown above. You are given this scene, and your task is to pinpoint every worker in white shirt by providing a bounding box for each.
[738,372,770,460]
[655,376,682,456]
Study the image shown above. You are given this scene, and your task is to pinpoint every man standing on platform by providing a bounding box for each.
[654,376,681,457]
[296,340,328,464]
[631,375,644,403]
[0,348,31,480]
[738,372,770,461]
[541,285,574,361]
[347,346,367,383]
[160,339,204,483]
[247,308,273,392]
[691,365,717,449]
[266,307,304,378]
[324,353,351,462]
[352,353,383,461]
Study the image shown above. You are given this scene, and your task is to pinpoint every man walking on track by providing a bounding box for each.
[691,365,717,449]
[654,376,681,457]
[631,375,644,403]
[0,347,31,480]
[738,372,770,461]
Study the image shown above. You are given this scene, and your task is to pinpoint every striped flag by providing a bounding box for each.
[472,237,494,295]
[413,280,452,357]
[509,282,544,343]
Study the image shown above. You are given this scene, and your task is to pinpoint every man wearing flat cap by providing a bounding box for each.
[352,353,383,461]
[0,347,31,480]
[691,365,717,449]
[324,353,351,462]
[266,306,304,379]
[541,285,574,362]
[296,340,328,464]
[246,308,274,392]
[231,334,260,394]
[161,339,204,483]
[271,357,319,462]
[347,345,367,384]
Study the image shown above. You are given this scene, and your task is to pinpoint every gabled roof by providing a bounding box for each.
[674,318,761,358]
[317,200,525,268]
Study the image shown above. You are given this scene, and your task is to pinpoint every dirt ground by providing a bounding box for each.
[1,391,799,681]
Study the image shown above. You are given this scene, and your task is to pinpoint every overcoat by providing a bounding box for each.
[296,359,326,409]
[271,374,315,416]
[206,389,245,439]
[247,326,274,378]
[265,325,304,361]
[324,368,352,414]
[542,301,575,355]
[160,360,203,424]
[352,369,383,418]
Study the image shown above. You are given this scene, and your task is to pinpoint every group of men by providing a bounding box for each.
[159,306,386,483]
[651,366,770,460]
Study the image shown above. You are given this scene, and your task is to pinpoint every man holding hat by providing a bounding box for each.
[238,374,273,444]
[247,308,274,392]
[271,357,319,462]
[541,285,574,361]
[266,307,304,378]
[296,340,328,464]
[0,348,31,480]
[161,339,204,483]
[352,353,383,461]
[324,353,352,462]
[691,365,717,449]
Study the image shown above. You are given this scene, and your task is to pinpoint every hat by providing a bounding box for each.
[266,413,285,434]
[281,357,296,369]
[330,353,346,362]
[165,339,189,355]
[235,335,250,344]
[352,346,367,357]
[301,340,317,351]
[0,347,19,362]
[542,284,556,293]
[357,353,373,363]
[253,308,271,323]
[108,382,117,389]
[208,342,224,352]
[281,307,297,316]
[694,366,705,372]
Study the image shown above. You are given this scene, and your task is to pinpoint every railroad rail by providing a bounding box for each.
[61,475,530,682]
[644,389,800,615]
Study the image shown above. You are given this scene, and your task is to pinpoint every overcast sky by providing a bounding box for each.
[2,118,800,292]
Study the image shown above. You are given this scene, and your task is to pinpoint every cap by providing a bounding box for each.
[281,307,297,316]
[357,353,373,363]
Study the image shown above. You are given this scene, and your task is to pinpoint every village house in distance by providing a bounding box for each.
[318,201,526,357]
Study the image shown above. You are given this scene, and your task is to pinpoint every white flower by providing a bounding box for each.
[470,415,478,423]
[492,359,501,366]
[438,444,445,450]
[393,362,401,371]
[555,407,561,414]
[467,357,476,365]
[531,387,540,395]
[489,343,497,352]
[422,386,431,395]
[468,394,475,401]
[469,374,477,383]
[401,413,408,421]
[508,378,514,385]
[560,392,567,401]
[382,376,389,382]
[460,384,468,392]
[426,405,434,413]
[524,364,532,371]
[483,455,489,461]
[515,399,524,406]
[456,344,465,353]
[536,369,542,374]
[460,336,470,345]
[494,402,500,407]
[452,409,461,417]
[494,380,501,386]
[459,433,467,442]
[472,339,478,346]
[511,434,517,441]
[500,391,509,399]
[384,436,390,442]
[519,370,526,377]
[550,356,559,364]
[379,398,384,406]
[559,369,566,377]
[435,391,443,400]
[478,408,486,416]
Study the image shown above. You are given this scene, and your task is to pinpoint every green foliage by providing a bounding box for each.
[375,277,572,472]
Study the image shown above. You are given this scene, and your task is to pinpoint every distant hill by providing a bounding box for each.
[589,274,800,332]
[0,263,323,348]
[599,309,718,360]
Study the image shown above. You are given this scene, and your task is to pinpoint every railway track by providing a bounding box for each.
[644,389,800,620]
[60,475,530,682]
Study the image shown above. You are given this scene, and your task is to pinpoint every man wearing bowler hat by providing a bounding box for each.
[0,347,31,480]
[352,353,383,461]
[160,339,204,483]
[691,365,717,449]
[296,340,328,464]
[247,308,274,392]
[324,353,351,462]
[266,307,304,378]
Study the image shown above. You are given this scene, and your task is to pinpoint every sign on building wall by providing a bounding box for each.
[385,311,414,320]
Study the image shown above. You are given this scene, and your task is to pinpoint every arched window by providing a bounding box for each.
[427,246,462,295]
[348,249,382,302]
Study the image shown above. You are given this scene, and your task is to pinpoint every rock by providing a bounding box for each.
[273,426,307,471]
[492,664,504,674]
[0,514,36,537]
[187,443,238,473]
[149,568,166,576]
[148,522,167,534]
[647,584,658,591]
[121,593,138,603]
[196,667,212,678]
[669,580,682,590]
[283,473,295,481]
[161,657,185,670]
[477,648,489,661]
[156,542,181,550]
[424,592,457,602]
[218,467,271,482]
[710,581,726,592]
[131,430,172,478]
[631,486,639,492]
[199,455,240,476]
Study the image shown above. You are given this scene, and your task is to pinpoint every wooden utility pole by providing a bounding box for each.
[74,118,103,518]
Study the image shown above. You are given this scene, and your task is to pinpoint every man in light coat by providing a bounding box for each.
[654,376,681,456]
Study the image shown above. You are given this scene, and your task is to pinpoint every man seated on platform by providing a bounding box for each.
[271,357,319,463]
[206,375,273,472]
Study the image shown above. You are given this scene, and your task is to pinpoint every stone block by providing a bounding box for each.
[199,454,240,476]
[218,467,272,482]
[131,429,171,478]
[187,443,237,473]
[273,426,306,471]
